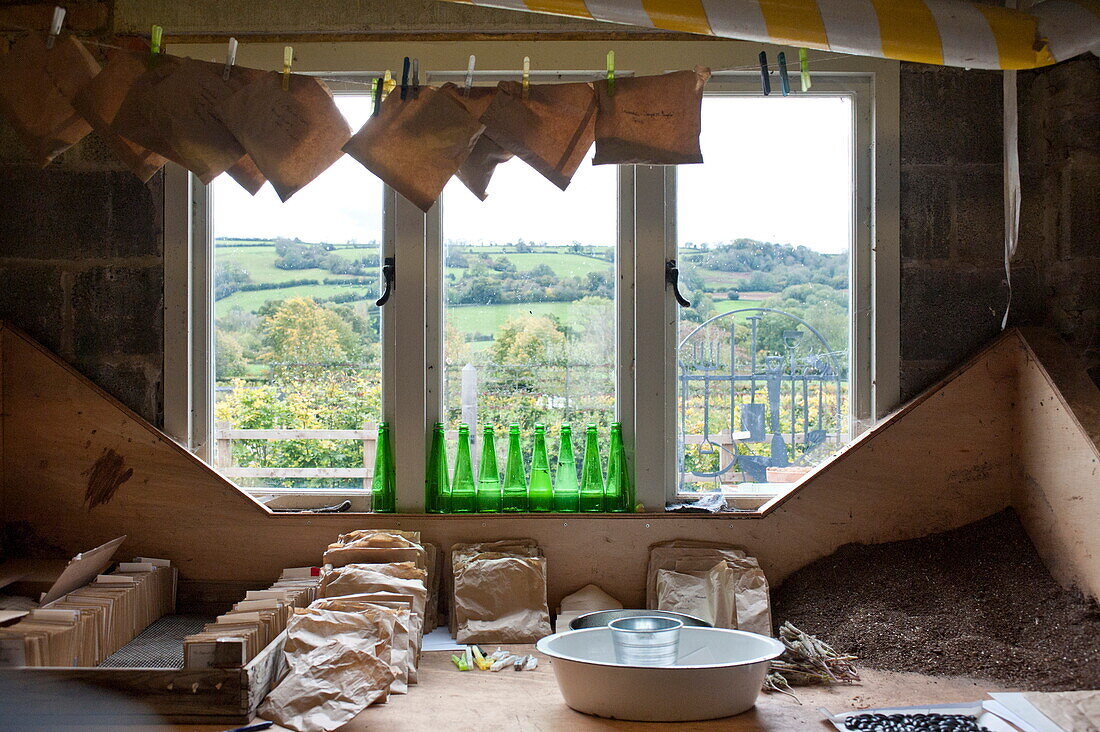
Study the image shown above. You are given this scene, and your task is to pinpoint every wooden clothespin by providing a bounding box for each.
[758,51,771,96]
[464,55,475,97]
[46,6,65,49]
[223,37,238,81]
[522,56,530,100]
[777,52,791,96]
[401,56,410,100]
[372,77,383,117]
[798,48,812,92]
[412,58,420,99]
[282,46,293,91]
[149,25,163,67]
[606,50,615,97]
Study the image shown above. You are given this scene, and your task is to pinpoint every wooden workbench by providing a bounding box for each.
[41,647,1010,731]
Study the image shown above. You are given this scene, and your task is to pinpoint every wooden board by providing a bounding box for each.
[0,629,287,725]
[0,322,1027,609]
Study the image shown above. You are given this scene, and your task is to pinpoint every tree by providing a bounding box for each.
[215,330,247,379]
[261,297,357,368]
[215,261,251,300]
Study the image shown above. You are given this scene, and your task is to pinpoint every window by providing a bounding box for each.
[675,92,856,497]
[167,42,898,513]
[441,149,618,455]
[210,94,385,492]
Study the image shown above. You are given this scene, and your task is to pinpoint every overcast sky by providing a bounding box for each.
[214,93,852,254]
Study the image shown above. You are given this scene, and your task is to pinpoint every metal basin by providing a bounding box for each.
[568,608,711,630]
[536,626,784,722]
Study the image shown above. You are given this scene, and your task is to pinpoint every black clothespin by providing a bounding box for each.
[778,52,791,96]
[412,59,420,99]
[758,51,771,96]
[372,76,383,117]
[400,56,410,101]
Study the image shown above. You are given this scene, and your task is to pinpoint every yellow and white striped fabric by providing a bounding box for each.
[439,0,1099,68]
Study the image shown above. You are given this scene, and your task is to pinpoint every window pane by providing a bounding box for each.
[441,151,617,450]
[212,95,382,491]
[676,95,853,496]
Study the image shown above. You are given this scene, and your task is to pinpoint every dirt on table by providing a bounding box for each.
[772,509,1100,691]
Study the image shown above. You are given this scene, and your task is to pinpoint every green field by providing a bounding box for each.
[478,252,611,279]
[217,284,373,317]
[448,302,571,338]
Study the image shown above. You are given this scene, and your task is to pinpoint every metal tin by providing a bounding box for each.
[568,608,712,631]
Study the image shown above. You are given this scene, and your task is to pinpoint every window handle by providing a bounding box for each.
[376,257,395,307]
[666,259,692,308]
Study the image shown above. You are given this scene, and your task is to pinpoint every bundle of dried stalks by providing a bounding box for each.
[763,621,860,702]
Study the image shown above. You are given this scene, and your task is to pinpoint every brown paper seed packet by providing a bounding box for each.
[439,84,514,201]
[479,80,597,192]
[71,50,169,182]
[112,56,267,184]
[593,67,711,166]
[226,154,267,195]
[0,32,99,167]
[215,71,350,202]
[343,86,484,213]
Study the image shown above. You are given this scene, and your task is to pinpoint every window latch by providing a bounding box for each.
[665,259,692,308]
[376,257,395,307]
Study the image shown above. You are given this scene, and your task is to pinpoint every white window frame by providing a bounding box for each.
[164,41,899,512]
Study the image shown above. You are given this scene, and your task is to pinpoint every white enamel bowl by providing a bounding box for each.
[536,626,784,722]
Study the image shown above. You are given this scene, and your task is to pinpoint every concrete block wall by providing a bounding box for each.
[0,122,164,425]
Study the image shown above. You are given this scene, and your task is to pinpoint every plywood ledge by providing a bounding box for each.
[757,329,1025,517]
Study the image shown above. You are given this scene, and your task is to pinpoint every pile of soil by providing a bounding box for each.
[772,509,1100,691]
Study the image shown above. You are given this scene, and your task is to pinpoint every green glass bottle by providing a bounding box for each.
[605,422,630,513]
[371,422,396,513]
[425,422,449,514]
[501,424,528,512]
[476,425,502,513]
[578,424,605,512]
[528,424,553,512]
[449,424,476,513]
[553,424,579,513]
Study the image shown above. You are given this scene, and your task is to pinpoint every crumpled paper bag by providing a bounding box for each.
[70,49,167,181]
[0,32,99,166]
[479,80,596,191]
[647,540,772,635]
[323,533,425,568]
[656,561,737,628]
[259,607,395,732]
[113,55,266,184]
[214,71,350,202]
[593,67,711,165]
[343,86,484,212]
[450,539,543,635]
[318,565,427,650]
[454,553,551,644]
[308,598,405,693]
[439,84,514,200]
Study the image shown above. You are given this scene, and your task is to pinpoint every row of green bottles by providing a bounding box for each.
[424,422,634,514]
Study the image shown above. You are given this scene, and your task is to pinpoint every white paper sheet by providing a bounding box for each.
[421,626,465,652]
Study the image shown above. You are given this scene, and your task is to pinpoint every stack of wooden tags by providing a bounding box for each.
[0,558,176,667]
[183,566,322,669]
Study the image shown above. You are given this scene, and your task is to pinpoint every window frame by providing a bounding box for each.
[164,41,899,512]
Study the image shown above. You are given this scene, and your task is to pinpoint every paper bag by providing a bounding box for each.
[343,86,484,212]
[215,71,350,202]
[479,81,596,191]
[453,554,551,644]
[309,598,406,693]
[440,84,514,200]
[70,50,168,181]
[0,32,99,166]
[593,67,710,165]
[259,608,394,732]
[556,583,622,630]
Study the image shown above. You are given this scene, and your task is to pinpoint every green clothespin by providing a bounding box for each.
[282,46,293,91]
[149,25,163,66]
[799,48,811,92]
[606,50,615,97]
